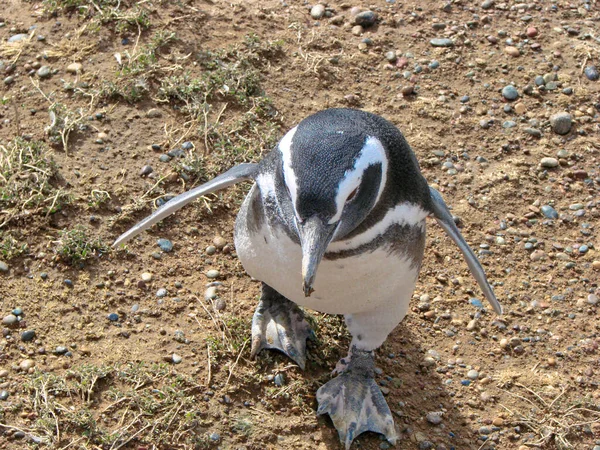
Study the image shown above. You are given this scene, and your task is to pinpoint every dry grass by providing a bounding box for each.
[496,377,600,449]
[0,362,212,448]
[0,138,71,228]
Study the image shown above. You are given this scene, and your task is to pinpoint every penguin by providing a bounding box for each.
[114,108,502,449]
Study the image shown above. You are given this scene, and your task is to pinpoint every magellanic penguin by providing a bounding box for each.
[114,108,502,449]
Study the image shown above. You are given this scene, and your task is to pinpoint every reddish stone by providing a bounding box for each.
[526,27,538,37]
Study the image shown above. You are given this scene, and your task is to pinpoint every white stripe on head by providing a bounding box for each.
[328,202,429,252]
[329,136,388,224]
[279,126,299,213]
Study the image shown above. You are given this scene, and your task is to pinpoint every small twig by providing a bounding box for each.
[515,383,549,408]
[225,339,249,388]
[206,343,212,386]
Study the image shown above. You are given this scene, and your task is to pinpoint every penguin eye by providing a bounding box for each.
[346,186,359,202]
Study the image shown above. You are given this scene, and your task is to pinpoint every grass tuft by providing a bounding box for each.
[0,231,28,260]
[55,226,108,266]
[0,138,71,228]
[41,0,151,33]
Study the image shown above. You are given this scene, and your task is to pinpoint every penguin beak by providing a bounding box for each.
[299,216,337,297]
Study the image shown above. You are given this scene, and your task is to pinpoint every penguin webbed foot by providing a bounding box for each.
[250,284,313,370]
[317,348,397,449]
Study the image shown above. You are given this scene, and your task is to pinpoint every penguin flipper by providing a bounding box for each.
[429,187,503,315]
[113,163,258,247]
[317,348,397,449]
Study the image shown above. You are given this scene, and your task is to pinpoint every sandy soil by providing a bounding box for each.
[1,0,599,449]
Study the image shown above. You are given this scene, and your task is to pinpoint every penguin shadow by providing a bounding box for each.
[309,319,484,450]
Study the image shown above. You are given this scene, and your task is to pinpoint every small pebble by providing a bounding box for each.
[504,46,520,57]
[157,238,173,252]
[2,314,18,326]
[274,373,285,386]
[0,261,8,272]
[467,369,479,380]
[310,4,325,19]
[141,272,153,282]
[156,288,168,297]
[354,10,377,27]
[8,33,27,43]
[426,411,443,425]
[172,353,182,364]
[540,205,558,219]
[213,236,227,250]
[430,38,454,47]
[206,269,220,279]
[584,66,599,81]
[66,62,83,74]
[108,313,119,322]
[37,66,51,78]
[20,359,35,370]
[139,165,153,176]
[550,112,572,135]
[0,390,8,401]
[526,27,538,37]
[501,85,519,101]
[21,330,36,342]
[540,157,559,168]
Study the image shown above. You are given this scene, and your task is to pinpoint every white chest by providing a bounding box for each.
[234,185,426,316]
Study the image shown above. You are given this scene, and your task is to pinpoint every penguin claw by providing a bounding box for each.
[250,286,312,370]
[317,349,397,449]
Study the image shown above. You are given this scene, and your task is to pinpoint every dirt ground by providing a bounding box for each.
[1,0,599,449]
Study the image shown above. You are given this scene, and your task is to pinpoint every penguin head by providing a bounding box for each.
[277,120,388,296]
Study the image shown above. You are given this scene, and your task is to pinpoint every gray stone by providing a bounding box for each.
[501,85,519,101]
[8,34,27,43]
[0,390,8,401]
[37,66,51,78]
[524,127,542,138]
[157,238,173,252]
[467,369,479,379]
[0,261,8,272]
[540,205,558,219]
[310,4,325,19]
[274,373,285,386]
[206,269,220,279]
[21,330,36,342]
[139,165,153,176]
[426,411,443,425]
[2,314,18,326]
[172,353,182,364]
[354,11,377,27]
[584,66,599,81]
[540,157,559,168]
[430,38,454,47]
[550,112,572,135]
